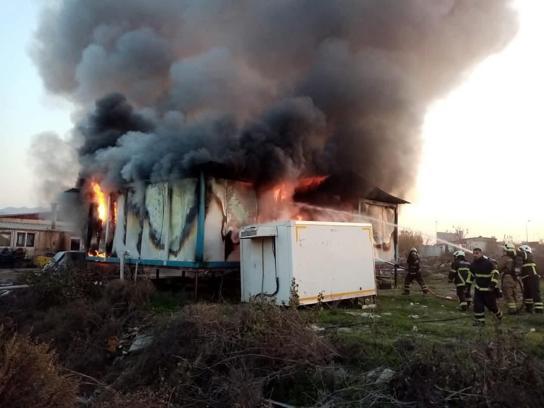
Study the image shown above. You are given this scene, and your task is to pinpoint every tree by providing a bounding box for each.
[399,230,424,256]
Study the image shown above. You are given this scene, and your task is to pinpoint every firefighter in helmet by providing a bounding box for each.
[448,250,472,311]
[500,243,519,314]
[518,245,543,313]
[470,248,502,326]
[403,248,429,295]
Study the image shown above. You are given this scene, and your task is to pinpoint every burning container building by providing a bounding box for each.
[85,170,407,276]
[30,0,518,288]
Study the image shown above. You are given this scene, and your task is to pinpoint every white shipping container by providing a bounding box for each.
[240,221,376,305]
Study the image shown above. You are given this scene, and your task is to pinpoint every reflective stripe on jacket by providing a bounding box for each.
[450,259,472,286]
[470,257,499,292]
[520,253,538,279]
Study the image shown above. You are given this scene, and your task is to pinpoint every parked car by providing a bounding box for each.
[43,251,86,273]
[0,248,29,268]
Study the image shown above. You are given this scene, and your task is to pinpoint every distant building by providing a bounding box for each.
[436,231,464,254]
[463,236,498,257]
[0,191,84,261]
[420,244,443,258]
[0,209,81,259]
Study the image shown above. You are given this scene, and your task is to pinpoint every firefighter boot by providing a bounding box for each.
[473,311,486,326]
[495,310,503,323]
[524,299,534,314]
[506,301,518,314]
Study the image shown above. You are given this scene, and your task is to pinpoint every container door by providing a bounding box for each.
[242,237,278,299]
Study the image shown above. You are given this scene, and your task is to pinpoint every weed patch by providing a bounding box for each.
[0,331,78,408]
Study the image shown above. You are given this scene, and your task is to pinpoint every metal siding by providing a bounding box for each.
[195,172,206,262]
[203,178,258,263]
[141,183,168,260]
[112,194,126,258]
[240,221,376,305]
[124,190,143,259]
[108,177,256,267]
[169,179,198,261]
[87,256,238,269]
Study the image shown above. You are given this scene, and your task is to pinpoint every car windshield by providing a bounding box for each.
[52,252,65,263]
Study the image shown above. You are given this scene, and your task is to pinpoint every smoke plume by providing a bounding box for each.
[32,0,518,197]
[29,132,79,204]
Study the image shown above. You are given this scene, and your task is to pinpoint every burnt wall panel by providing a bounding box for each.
[141,183,168,260]
[168,179,198,262]
[112,194,126,258]
[204,178,257,262]
[124,190,143,259]
[360,201,396,263]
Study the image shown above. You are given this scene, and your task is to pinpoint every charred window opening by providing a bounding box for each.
[70,238,81,250]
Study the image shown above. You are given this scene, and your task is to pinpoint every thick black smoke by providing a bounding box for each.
[32,0,518,196]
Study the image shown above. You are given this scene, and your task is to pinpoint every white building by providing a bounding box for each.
[0,210,81,260]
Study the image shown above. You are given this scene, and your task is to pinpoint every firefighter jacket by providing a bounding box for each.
[520,252,539,280]
[470,257,500,292]
[499,254,516,277]
[407,252,420,274]
[449,259,472,287]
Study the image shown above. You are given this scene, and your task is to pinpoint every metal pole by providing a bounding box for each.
[394,205,399,289]
[104,194,111,256]
[195,171,206,263]
[163,184,171,265]
[120,252,125,280]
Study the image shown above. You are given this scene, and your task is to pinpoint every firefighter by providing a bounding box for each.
[500,243,519,314]
[448,250,472,311]
[470,248,502,326]
[518,245,543,313]
[403,248,429,295]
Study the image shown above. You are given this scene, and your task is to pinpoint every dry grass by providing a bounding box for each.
[1,278,155,380]
[0,331,78,408]
[390,332,544,407]
[116,303,335,407]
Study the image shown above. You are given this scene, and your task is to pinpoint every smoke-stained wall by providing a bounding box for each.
[95,177,398,266]
[107,177,258,265]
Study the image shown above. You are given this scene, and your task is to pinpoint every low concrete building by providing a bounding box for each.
[436,231,465,254]
[0,210,81,260]
[463,236,498,257]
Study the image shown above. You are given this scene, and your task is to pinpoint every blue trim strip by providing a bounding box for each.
[86,256,238,269]
[195,171,206,262]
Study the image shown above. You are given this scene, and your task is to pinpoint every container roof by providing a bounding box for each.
[294,171,409,206]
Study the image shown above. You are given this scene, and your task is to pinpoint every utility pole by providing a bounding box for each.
[526,219,531,243]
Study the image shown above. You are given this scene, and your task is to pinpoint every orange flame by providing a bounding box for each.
[90,181,107,223]
[296,175,328,192]
[273,184,290,202]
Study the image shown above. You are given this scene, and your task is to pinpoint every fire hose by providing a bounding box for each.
[378,259,457,302]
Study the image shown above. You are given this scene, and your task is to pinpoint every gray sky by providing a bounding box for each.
[0,0,73,207]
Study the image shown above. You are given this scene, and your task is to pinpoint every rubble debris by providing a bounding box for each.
[128,334,153,353]
[366,367,396,385]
